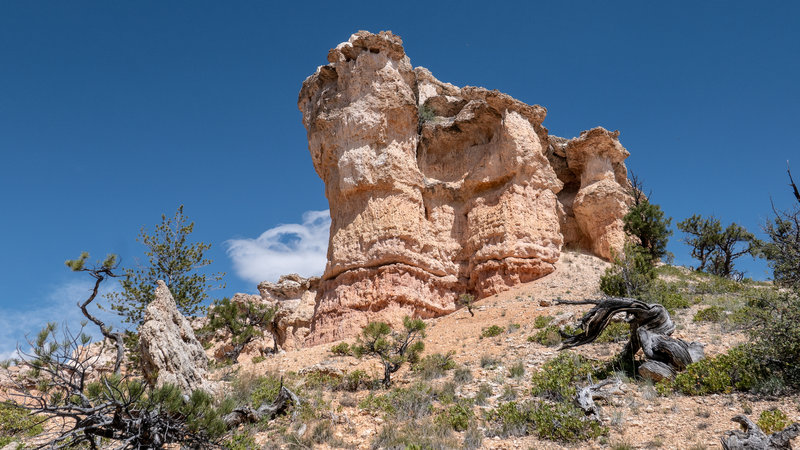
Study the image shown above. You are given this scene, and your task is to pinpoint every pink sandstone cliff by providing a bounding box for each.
[298,31,632,344]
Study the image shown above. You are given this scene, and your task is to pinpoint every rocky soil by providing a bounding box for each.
[224,251,799,449]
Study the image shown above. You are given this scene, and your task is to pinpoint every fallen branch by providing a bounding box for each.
[575,376,623,418]
[223,380,301,428]
[721,414,800,450]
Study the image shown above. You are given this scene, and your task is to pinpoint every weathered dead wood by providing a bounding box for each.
[223,382,301,428]
[557,298,704,381]
[721,414,800,449]
[788,161,800,204]
[575,376,623,418]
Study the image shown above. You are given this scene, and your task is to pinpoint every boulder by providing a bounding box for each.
[299,31,633,344]
[139,280,215,394]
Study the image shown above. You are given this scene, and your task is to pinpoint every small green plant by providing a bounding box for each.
[595,321,630,343]
[373,418,458,449]
[251,355,266,364]
[646,280,690,312]
[670,345,760,395]
[485,400,606,442]
[693,305,726,323]
[500,384,517,401]
[0,403,44,447]
[250,373,284,407]
[530,325,562,347]
[509,360,525,378]
[352,316,426,387]
[418,104,436,124]
[459,293,476,316]
[437,401,474,432]
[757,408,791,434]
[481,325,505,338]
[414,351,456,380]
[359,383,436,421]
[453,366,473,384]
[508,323,521,333]
[222,431,257,450]
[534,315,553,329]
[336,369,368,392]
[475,383,492,405]
[480,354,500,369]
[530,353,599,401]
[330,342,352,356]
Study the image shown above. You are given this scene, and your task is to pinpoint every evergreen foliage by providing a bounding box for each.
[677,215,759,279]
[760,205,800,287]
[623,201,672,263]
[352,316,426,387]
[108,205,224,326]
[6,321,229,448]
[203,297,279,362]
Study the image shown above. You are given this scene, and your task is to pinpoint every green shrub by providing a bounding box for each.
[749,289,800,389]
[352,316,426,387]
[474,383,492,405]
[481,325,504,338]
[222,431,257,450]
[758,408,791,434]
[509,360,525,378]
[414,351,456,380]
[646,281,690,312]
[418,104,436,123]
[530,353,598,401]
[330,342,352,356]
[250,374,284,407]
[373,418,458,449]
[480,354,500,369]
[595,321,630,343]
[359,383,435,421]
[529,325,562,347]
[453,366,473,384]
[459,293,476,316]
[671,345,760,395]
[336,369,368,392]
[500,384,517,401]
[0,403,44,447]
[693,306,725,323]
[436,401,474,432]
[251,355,266,364]
[485,400,606,442]
[600,242,656,298]
[530,323,578,347]
[534,315,553,329]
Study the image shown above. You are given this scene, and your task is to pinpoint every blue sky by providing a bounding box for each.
[1,1,798,357]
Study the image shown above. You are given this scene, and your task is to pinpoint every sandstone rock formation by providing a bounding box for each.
[139,280,215,394]
[218,274,319,357]
[299,31,632,344]
[258,274,318,350]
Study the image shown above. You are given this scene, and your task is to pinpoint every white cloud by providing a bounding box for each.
[0,279,121,361]
[226,210,331,284]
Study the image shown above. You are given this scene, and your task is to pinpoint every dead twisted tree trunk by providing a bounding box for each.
[557,298,705,381]
[223,379,301,428]
[722,415,800,450]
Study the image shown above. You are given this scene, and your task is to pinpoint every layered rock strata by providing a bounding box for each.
[299,31,632,344]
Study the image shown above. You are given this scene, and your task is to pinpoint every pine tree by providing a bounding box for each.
[108,205,224,326]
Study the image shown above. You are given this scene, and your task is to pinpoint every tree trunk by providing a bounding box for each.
[722,415,800,449]
[557,298,704,381]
